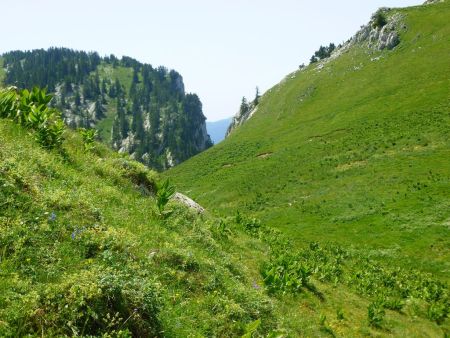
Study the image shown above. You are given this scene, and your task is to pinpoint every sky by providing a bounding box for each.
[2,0,422,121]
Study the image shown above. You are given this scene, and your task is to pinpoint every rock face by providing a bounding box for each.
[225,101,257,138]
[354,11,405,51]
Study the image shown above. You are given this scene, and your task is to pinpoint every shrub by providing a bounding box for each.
[0,87,65,149]
[261,253,311,294]
[372,10,387,28]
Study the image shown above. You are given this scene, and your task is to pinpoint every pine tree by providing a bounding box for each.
[254,87,260,105]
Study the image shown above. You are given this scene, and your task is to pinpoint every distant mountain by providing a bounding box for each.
[206,117,232,144]
[0,48,212,170]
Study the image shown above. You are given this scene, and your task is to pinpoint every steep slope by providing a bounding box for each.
[166,0,450,281]
[0,92,278,336]
[1,48,212,169]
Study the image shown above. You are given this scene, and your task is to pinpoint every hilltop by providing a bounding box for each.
[0,48,212,170]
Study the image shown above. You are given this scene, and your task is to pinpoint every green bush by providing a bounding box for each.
[372,10,388,28]
[261,253,311,294]
[0,87,65,149]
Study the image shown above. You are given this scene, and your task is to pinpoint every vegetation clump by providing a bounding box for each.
[156,178,176,217]
[79,127,98,152]
[372,9,388,28]
[309,43,336,64]
[0,86,65,149]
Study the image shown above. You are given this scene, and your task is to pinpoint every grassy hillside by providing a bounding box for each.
[1,86,448,337]
[166,2,450,284]
[1,112,448,337]
[0,113,281,336]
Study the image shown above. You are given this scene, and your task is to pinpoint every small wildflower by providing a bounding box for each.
[48,212,56,222]
[71,231,76,240]
[252,281,260,290]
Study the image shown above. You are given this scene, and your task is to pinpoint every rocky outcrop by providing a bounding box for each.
[172,192,205,214]
[225,101,257,138]
[353,10,405,51]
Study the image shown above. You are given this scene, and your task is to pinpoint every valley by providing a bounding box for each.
[0,0,449,336]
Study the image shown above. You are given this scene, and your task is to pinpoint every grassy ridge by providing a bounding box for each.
[166,2,450,278]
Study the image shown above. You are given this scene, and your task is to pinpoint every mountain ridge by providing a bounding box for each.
[0,48,212,170]
[206,117,232,144]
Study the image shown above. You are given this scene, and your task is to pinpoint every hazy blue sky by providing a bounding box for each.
[3,0,422,121]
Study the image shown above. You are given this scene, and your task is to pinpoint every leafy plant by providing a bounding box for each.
[35,118,65,149]
[212,219,233,239]
[0,87,65,149]
[381,296,404,312]
[0,87,18,118]
[235,213,262,237]
[79,128,98,152]
[241,319,260,338]
[427,301,449,324]
[368,301,385,327]
[156,178,175,217]
[261,253,311,294]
